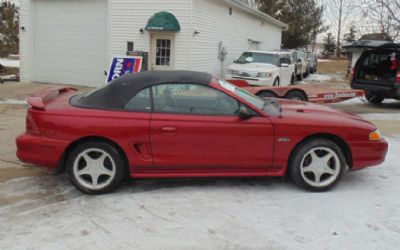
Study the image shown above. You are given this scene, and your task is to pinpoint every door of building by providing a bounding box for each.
[150,33,175,71]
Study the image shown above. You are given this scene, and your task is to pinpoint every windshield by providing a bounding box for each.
[236,52,279,65]
[217,79,281,116]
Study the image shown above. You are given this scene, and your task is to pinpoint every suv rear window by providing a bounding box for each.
[357,50,399,82]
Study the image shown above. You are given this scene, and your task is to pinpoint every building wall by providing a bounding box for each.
[191,0,283,77]
[19,0,33,82]
[19,0,284,84]
[108,0,193,70]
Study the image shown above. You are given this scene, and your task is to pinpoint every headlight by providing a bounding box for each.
[258,72,272,78]
[369,130,382,141]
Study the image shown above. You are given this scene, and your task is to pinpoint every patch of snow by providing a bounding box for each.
[306,73,333,82]
[0,99,27,105]
[0,58,20,68]
[1,137,400,249]
[360,113,400,121]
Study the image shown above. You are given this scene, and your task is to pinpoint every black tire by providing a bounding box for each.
[297,72,303,81]
[290,74,295,85]
[257,91,277,99]
[285,90,308,101]
[273,78,280,86]
[289,139,346,192]
[66,141,127,195]
[365,92,384,104]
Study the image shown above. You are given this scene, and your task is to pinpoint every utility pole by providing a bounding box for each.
[336,0,343,58]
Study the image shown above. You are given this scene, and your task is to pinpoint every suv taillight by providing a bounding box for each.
[397,72,400,82]
[26,112,40,135]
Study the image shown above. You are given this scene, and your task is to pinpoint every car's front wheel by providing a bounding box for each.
[66,141,127,194]
[289,139,345,192]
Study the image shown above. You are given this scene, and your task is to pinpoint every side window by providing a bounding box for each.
[152,83,239,115]
[280,55,290,65]
[124,87,151,112]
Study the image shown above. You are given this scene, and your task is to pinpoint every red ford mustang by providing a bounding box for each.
[16,71,388,194]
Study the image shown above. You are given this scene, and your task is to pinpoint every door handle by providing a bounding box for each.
[159,126,177,133]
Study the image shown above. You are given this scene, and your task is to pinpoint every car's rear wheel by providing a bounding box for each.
[285,90,307,101]
[289,139,345,192]
[365,92,384,104]
[66,141,126,194]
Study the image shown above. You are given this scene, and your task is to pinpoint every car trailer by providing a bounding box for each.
[227,79,364,104]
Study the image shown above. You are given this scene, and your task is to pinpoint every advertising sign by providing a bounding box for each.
[106,56,142,84]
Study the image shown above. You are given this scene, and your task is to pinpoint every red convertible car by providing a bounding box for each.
[16,71,388,194]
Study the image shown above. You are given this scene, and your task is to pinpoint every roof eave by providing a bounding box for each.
[227,0,288,30]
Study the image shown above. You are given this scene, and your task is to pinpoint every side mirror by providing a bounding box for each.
[238,105,254,120]
[280,63,289,68]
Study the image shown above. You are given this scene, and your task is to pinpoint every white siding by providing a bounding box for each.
[108,0,192,70]
[191,0,283,77]
[19,0,33,82]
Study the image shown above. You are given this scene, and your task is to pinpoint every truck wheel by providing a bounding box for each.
[290,74,295,85]
[273,78,280,86]
[365,92,384,104]
[285,90,307,101]
[297,73,303,81]
[258,91,277,99]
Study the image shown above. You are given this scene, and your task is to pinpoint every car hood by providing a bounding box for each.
[277,99,371,124]
[228,63,278,72]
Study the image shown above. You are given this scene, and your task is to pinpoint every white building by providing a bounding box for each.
[19,0,287,87]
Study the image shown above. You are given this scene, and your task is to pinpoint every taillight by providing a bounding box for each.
[26,112,40,135]
[351,68,355,79]
[397,72,400,82]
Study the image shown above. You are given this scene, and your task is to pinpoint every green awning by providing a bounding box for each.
[145,11,180,32]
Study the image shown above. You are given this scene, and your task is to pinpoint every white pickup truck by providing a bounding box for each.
[226,51,296,86]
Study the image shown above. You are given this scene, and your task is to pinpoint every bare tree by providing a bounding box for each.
[360,0,400,41]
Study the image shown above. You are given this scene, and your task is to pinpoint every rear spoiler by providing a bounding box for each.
[27,87,77,110]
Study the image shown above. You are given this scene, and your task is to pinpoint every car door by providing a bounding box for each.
[149,83,274,170]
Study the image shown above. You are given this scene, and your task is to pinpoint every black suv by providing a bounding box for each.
[345,41,400,104]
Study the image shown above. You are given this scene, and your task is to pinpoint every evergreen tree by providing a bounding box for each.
[322,33,336,58]
[256,0,325,48]
[344,25,356,43]
[0,1,19,57]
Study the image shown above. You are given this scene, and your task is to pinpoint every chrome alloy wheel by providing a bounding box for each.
[72,148,116,190]
[300,147,341,187]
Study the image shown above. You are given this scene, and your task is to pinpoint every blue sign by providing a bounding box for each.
[106,56,143,84]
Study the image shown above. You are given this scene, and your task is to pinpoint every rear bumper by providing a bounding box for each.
[16,133,69,169]
[350,138,388,170]
[351,82,400,98]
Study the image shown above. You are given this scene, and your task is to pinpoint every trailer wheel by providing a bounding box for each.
[258,91,278,99]
[285,90,308,101]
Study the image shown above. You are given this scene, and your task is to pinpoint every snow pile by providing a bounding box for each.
[0,58,20,68]
[1,137,400,249]
[0,99,27,105]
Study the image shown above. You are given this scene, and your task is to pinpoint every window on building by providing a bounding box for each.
[156,39,171,66]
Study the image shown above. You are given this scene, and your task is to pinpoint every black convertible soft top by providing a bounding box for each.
[74,70,213,109]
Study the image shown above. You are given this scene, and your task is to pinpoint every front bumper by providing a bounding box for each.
[16,133,69,169]
[350,138,388,170]
[225,75,274,86]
